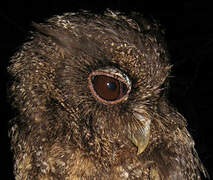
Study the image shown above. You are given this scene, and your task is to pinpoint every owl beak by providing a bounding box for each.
[128,110,151,155]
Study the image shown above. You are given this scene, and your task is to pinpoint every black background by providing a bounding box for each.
[1,1,212,179]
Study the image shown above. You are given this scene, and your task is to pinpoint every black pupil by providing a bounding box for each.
[107,82,117,91]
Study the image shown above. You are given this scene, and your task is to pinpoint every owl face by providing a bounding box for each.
[33,11,171,157]
[10,10,171,158]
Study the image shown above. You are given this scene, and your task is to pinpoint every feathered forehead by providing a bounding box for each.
[51,10,146,34]
[34,10,170,71]
[39,10,166,51]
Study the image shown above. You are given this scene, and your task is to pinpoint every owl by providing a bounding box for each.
[8,10,209,179]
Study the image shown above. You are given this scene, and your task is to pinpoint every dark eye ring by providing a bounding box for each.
[88,67,131,104]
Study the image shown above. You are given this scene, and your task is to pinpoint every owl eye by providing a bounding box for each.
[88,68,131,104]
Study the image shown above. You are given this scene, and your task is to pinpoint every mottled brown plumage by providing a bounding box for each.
[8,10,208,179]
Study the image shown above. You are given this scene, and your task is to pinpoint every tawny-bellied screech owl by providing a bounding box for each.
[8,10,209,179]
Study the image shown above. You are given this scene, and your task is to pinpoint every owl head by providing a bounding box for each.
[9,10,208,179]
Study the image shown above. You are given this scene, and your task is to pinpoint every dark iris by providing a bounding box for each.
[91,75,127,101]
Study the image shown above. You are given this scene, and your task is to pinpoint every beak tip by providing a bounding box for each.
[136,144,147,155]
